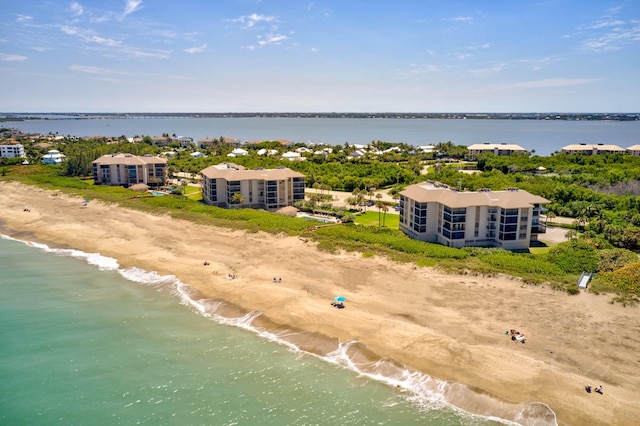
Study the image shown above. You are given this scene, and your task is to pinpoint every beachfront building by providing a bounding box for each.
[42,149,66,165]
[399,181,549,250]
[200,163,305,211]
[0,142,25,158]
[92,153,168,187]
[197,137,242,149]
[561,143,626,155]
[626,145,640,156]
[467,143,527,159]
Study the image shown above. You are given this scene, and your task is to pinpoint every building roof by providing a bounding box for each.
[92,153,167,165]
[626,144,640,150]
[201,164,304,180]
[401,182,548,209]
[467,143,526,151]
[562,143,625,152]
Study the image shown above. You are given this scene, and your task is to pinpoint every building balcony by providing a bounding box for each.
[531,225,546,234]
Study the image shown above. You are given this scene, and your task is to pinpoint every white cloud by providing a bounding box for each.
[0,53,28,61]
[517,56,563,71]
[583,25,640,51]
[120,46,170,58]
[60,24,170,58]
[61,25,79,35]
[69,64,129,75]
[123,0,143,17]
[184,44,207,54]
[86,35,121,47]
[16,14,33,23]
[69,2,84,17]
[468,62,507,75]
[443,16,474,23]
[574,5,640,51]
[587,19,624,29]
[230,13,277,30]
[257,34,288,46]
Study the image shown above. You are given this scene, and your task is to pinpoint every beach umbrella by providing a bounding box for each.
[334,296,346,302]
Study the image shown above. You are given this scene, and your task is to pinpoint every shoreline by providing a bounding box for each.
[2,182,639,425]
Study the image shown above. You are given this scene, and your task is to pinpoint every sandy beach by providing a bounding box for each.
[1,182,638,425]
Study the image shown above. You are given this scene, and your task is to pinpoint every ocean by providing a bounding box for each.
[0,234,523,426]
[5,116,640,156]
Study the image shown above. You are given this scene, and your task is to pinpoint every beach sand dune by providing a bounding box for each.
[1,182,638,425]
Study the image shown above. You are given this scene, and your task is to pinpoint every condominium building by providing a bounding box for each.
[92,153,168,187]
[561,143,626,155]
[467,143,527,159]
[201,163,305,211]
[399,181,548,250]
[0,142,25,158]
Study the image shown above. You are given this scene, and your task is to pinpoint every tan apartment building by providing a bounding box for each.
[399,181,548,250]
[467,143,527,159]
[561,143,626,155]
[201,163,305,210]
[92,154,168,187]
[625,145,640,156]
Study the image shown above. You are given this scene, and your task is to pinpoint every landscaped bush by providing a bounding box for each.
[477,250,565,277]
[592,261,640,305]
[544,239,600,274]
[312,224,468,259]
[597,248,639,272]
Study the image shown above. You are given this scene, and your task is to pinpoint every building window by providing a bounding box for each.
[443,206,465,239]
[412,202,427,233]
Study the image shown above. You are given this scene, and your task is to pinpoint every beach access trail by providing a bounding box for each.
[1,182,638,426]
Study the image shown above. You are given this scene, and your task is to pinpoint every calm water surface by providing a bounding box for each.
[7,117,640,156]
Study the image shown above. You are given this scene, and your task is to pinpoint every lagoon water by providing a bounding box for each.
[0,235,507,425]
[6,116,640,156]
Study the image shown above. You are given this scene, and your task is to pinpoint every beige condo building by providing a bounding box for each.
[92,153,168,187]
[201,163,305,210]
[399,182,548,250]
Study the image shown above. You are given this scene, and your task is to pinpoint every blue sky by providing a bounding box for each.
[1,0,639,112]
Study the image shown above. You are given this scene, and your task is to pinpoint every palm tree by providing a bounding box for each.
[381,203,389,227]
[565,229,578,240]
[546,211,556,225]
[308,193,320,213]
[375,200,385,226]
[231,192,245,208]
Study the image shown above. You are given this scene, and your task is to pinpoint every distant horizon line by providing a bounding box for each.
[2,111,639,116]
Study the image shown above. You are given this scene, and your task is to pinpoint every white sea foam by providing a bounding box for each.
[2,233,556,426]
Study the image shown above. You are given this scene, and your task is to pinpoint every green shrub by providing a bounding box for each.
[595,261,640,295]
[477,250,565,277]
[544,239,599,274]
[597,248,639,272]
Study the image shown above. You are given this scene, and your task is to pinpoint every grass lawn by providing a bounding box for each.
[353,210,399,229]
[184,185,202,201]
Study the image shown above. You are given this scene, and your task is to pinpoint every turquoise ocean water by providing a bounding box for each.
[0,235,548,425]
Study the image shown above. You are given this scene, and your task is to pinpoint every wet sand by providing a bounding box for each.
[1,182,639,425]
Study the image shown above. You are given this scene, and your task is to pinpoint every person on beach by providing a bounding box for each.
[585,385,592,393]
[595,385,603,394]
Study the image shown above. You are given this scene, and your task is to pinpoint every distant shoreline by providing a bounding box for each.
[2,112,639,121]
